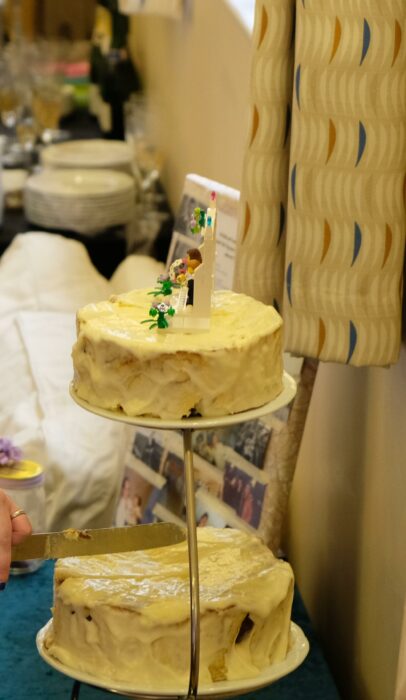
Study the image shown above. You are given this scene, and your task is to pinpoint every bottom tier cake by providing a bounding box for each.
[44,528,294,687]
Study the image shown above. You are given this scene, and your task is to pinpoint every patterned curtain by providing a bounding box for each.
[234,0,406,366]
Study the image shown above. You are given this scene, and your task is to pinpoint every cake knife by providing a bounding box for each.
[11,522,186,560]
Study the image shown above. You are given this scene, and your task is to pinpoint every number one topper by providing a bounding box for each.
[143,192,217,331]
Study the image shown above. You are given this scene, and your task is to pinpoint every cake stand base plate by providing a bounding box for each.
[37,620,309,699]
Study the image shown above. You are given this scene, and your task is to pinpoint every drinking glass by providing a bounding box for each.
[125,95,163,184]
[29,39,66,145]
[0,52,27,165]
[0,50,24,131]
[0,85,21,129]
[124,94,168,254]
[31,82,64,144]
[15,107,38,167]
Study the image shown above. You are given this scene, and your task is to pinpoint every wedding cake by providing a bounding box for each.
[71,194,284,420]
[71,288,283,420]
[44,528,294,686]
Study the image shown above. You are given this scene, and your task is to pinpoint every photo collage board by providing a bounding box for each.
[116,404,295,541]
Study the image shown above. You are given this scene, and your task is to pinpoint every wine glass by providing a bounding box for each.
[0,13,36,164]
[124,94,168,254]
[0,44,25,128]
[0,52,27,166]
[124,94,166,207]
[29,40,66,145]
[31,81,64,144]
[15,107,38,168]
[0,83,21,130]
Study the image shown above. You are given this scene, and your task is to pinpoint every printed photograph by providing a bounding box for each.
[195,487,257,534]
[132,429,164,473]
[151,501,185,527]
[192,452,223,498]
[232,420,272,469]
[115,464,161,527]
[195,497,228,529]
[158,451,185,517]
[222,462,267,529]
[192,419,272,471]
[192,431,228,471]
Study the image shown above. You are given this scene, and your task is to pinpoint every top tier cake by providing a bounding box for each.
[71,288,283,420]
[72,193,284,420]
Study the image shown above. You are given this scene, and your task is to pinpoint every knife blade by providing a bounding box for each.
[11,522,186,561]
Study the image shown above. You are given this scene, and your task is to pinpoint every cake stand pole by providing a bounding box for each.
[182,428,200,700]
[70,681,80,699]
[70,429,200,700]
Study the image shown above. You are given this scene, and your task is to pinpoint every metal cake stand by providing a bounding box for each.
[43,373,298,700]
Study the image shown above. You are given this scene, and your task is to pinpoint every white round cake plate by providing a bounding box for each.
[41,139,133,170]
[69,371,296,431]
[37,620,309,699]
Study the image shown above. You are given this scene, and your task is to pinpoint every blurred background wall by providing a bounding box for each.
[127,0,251,210]
[287,351,406,700]
[35,0,96,40]
[3,0,96,40]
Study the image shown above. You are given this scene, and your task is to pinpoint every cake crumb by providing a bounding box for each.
[62,528,92,541]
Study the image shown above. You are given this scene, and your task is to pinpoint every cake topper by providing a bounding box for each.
[143,191,217,332]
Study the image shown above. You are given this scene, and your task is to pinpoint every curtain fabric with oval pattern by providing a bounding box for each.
[234,0,406,366]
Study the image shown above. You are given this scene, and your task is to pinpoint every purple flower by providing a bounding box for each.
[0,437,23,466]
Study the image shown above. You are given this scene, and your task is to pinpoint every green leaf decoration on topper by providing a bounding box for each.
[141,301,176,330]
[148,274,176,297]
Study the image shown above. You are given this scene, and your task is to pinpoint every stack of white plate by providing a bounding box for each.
[24,169,135,236]
[40,139,133,174]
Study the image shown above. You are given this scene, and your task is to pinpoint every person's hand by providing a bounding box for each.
[0,489,32,588]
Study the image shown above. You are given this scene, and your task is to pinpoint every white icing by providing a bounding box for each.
[45,528,294,687]
[72,289,284,419]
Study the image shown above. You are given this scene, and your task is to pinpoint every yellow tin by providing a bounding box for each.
[0,459,45,574]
